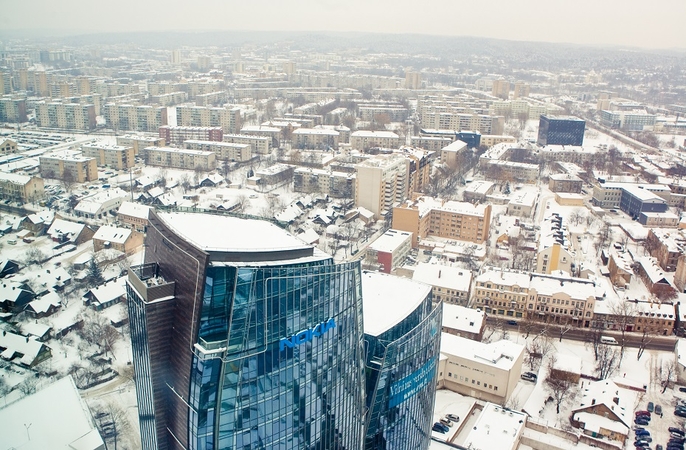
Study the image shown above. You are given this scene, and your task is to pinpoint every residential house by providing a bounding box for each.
[92,225,144,255]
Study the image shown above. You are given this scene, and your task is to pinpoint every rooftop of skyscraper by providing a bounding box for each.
[157,211,311,254]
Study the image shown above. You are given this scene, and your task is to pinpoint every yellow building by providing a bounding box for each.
[39,151,98,182]
[82,143,135,170]
[0,173,44,203]
[392,196,491,247]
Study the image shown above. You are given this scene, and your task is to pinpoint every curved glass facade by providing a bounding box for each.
[188,261,366,450]
[363,295,442,450]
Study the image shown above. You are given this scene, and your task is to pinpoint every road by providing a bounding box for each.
[487,317,677,352]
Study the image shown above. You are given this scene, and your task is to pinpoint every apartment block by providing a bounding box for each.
[350,130,401,150]
[392,196,491,247]
[150,91,187,107]
[175,105,241,133]
[0,98,28,123]
[223,133,271,155]
[355,154,409,218]
[293,167,355,198]
[35,102,96,130]
[82,142,135,170]
[292,128,340,150]
[184,140,252,162]
[116,135,165,156]
[143,146,216,171]
[39,150,98,182]
[159,126,223,146]
[104,104,168,132]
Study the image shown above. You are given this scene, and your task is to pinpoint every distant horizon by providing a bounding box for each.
[1,0,685,50]
[2,29,685,54]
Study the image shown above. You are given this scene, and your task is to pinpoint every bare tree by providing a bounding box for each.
[61,168,77,194]
[658,359,677,393]
[79,311,121,358]
[610,300,638,361]
[587,321,605,361]
[636,328,656,361]
[93,400,131,450]
[595,343,621,379]
[545,355,579,414]
[525,331,554,371]
[24,246,47,266]
[235,194,250,213]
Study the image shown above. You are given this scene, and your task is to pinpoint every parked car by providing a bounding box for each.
[670,437,686,444]
[633,440,649,448]
[656,404,663,415]
[635,417,650,426]
[446,414,460,422]
[675,409,686,418]
[506,320,518,326]
[648,402,655,413]
[635,429,650,437]
[440,418,452,427]
[656,445,663,450]
[521,372,537,382]
[679,387,686,393]
[432,422,448,433]
[670,428,686,436]
[635,410,651,417]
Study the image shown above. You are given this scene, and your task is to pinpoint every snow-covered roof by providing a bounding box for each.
[27,291,61,314]
[0,331,47,366]
[157,212,312,254]
[47,218,85,241]
[275,204,303,223]
[93,225,132,244]
[412,262,472,292]
[0,376,104,450]
[86,278,126,305]
[74,187,128,214]
[117,201,151,220]
[26,210,54,225]
[351,130,400,139]
[0,171,34,185]
[573,379,636,431]
[552,353,582,375]
[529,274,598,300]
[361,271,431,337]
[440,333,524,371]
[462,402,526,450]
[441,303,484,335]
[368,229,412,253]
[475,267,530,289]
[297,228,320,245]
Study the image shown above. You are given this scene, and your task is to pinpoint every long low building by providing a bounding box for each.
[143,146,216,170]
[184,140,252,162]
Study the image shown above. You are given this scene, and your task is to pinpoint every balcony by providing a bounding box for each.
[128,263,175,303]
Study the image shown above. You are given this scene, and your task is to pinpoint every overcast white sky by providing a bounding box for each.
[1,0,684,49]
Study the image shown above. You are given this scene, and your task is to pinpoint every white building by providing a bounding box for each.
[438,333,525,404]
[74,187,129,220]
[350,130,401,150]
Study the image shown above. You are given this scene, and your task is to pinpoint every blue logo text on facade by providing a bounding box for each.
[280,318,336,351]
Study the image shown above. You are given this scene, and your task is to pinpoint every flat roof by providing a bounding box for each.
[0,376,104,450]
[157,212,312,254]
[369,229,412,253]
[412,262,472,291]
[361,271,431,337]
[462,402,526,450]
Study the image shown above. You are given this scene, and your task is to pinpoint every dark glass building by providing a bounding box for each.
[127,211,366,450]
[361,272,442,450]
[537,115,585,146]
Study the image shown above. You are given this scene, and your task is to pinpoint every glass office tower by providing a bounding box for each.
[127,211,366,450]
[361,272,442,450]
